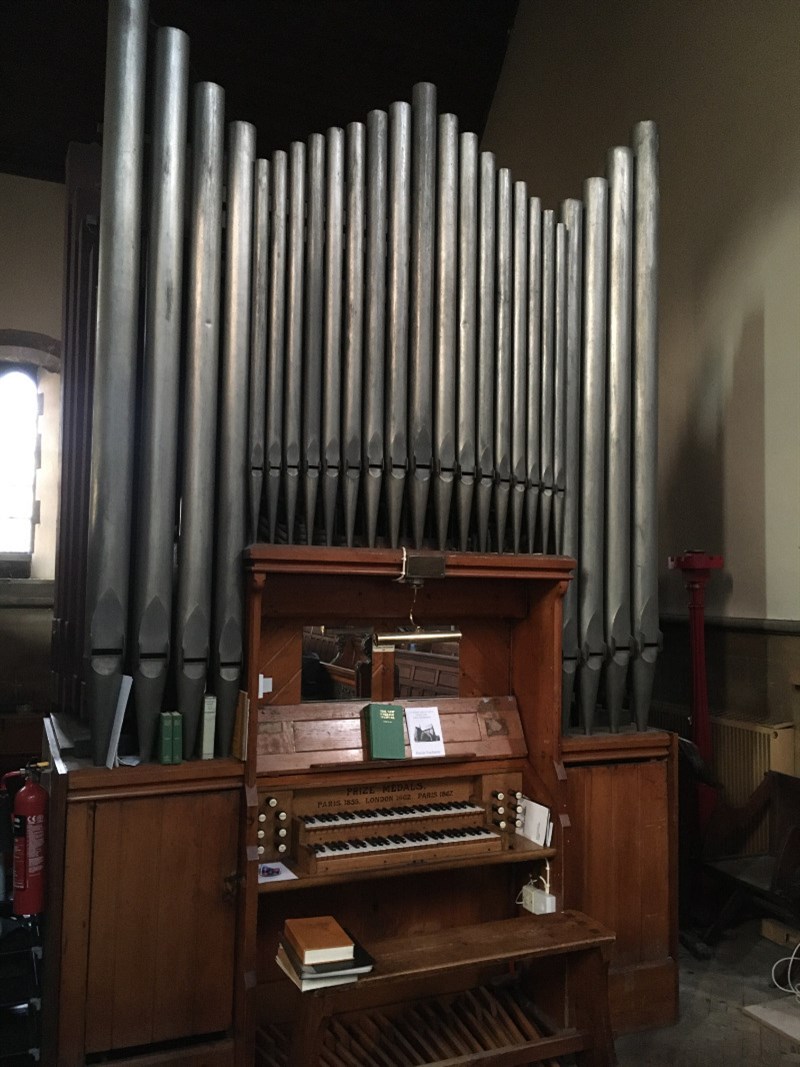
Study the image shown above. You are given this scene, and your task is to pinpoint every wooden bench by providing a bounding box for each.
[289,911,616,1066]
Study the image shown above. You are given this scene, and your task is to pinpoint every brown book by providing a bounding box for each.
[283,916,355,965]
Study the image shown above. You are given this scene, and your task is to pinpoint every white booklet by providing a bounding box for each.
[404,706,446,758]
[518,797,551,847]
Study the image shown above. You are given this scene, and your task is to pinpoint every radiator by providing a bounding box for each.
[711,717,795,854]
[649,705,795,854]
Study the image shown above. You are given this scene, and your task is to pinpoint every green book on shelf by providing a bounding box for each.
[171,711,183,764]
[159,711,174,765]
[364,703,406,760]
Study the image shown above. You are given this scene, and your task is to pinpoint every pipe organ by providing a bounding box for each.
[46,9,680,1061]
[53,0,661,764]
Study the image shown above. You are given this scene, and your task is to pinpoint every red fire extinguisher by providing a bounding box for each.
[7,765,48,916]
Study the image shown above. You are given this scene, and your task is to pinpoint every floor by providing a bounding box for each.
[616,920,800,1066]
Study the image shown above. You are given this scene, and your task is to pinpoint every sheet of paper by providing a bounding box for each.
[518,797,551,846]
[405,706,445,758]
[258,862,298,884]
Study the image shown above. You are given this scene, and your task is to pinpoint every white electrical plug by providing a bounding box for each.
[521,883,557,913]
[519,859,557,914]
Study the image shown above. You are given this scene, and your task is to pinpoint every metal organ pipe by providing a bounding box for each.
[494,168,512,552]
[131,26,189,761]
[175,81,225,755]
[265,150,287,543]
[525,198,543,554]
[86,0,148,764]
[456,133,478,552]
[510,182,528,554]
[213,120,256,755]
[284,141,306,543]
[302,134,325,544]
[363,111,388,548]
[433,114,458,550]
[409,83,437,547]
[385,101,411,548]
[475,152,496,553]
[560,198,584,732]
[631,120,661,731]
[553,221,569,556]
[578,178,609,735]
[604,146,634,733]
[539,210,556,553]
[78,6,666,753]
[340,123,364,548]
[248,157,270,545]
[323,126,345,548]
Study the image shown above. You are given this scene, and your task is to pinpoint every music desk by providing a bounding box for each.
[288,911,616,1066]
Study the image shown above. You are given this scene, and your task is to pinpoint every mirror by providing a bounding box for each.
[301,626,460,702]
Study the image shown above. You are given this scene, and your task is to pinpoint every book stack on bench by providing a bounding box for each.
[276,915,374,992]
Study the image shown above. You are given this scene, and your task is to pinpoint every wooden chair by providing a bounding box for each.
[703,770,800,943]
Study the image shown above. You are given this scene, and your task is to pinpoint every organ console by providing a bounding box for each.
[242,545,583,1061]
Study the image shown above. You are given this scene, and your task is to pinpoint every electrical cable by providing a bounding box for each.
[771,939,800,1000]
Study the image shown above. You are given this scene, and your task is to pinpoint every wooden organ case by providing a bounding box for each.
[239,546,648,1065]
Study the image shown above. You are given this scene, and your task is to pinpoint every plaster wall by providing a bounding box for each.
[483,0,800,623]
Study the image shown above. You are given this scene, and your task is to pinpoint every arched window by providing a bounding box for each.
[0,368,39,567]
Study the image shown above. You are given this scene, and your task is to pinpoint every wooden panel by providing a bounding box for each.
[460,621,511,699]
[563,754,677,1033]
[190,789,240,1034]
[256,696,526,773]
[261,622,302,705]
[52,797,95,1066]
[85,799,123,1051]
[609,958,679,1034]
[104,1039,235,1067]
[152,793,205,1042]
[86,790,239,1054]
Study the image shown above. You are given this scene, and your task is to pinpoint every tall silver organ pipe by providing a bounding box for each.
[363,111,388,548]
[175,82,225,755]
[476,152,496,553]
[76,7,666,754]
[553,221,568,555]
[248,157,269,545]
[302,133,325,544]
[510,182,528,554]
[494,168,512,551]
[560,198,584,731]
[525,198,543,554]
[433,113,458,550]
[284,141,306,542]
[265,150,287,543]
[578,178,609,735]
[409,83,437,547]
[340,123,364,548]
[213,120,255,755]
[385,102,411,548]
[86,0,148,764]
[631,121,661,730]
[456,133,478,552]
[539,210,556,553]
[604,146,634,732]
[131,26,189,760]
[323,126,345,548]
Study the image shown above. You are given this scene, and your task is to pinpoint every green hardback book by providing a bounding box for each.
[364,703,406,760]
[172,711,183,764]
[159,711,174,765]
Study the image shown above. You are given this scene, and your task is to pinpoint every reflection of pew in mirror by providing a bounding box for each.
[301,627,371,699]
[396,643,460,699]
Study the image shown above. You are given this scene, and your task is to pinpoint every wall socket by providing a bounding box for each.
[521,884,557,914]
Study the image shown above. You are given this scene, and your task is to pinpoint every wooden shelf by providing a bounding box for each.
[271,912,615,1066]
